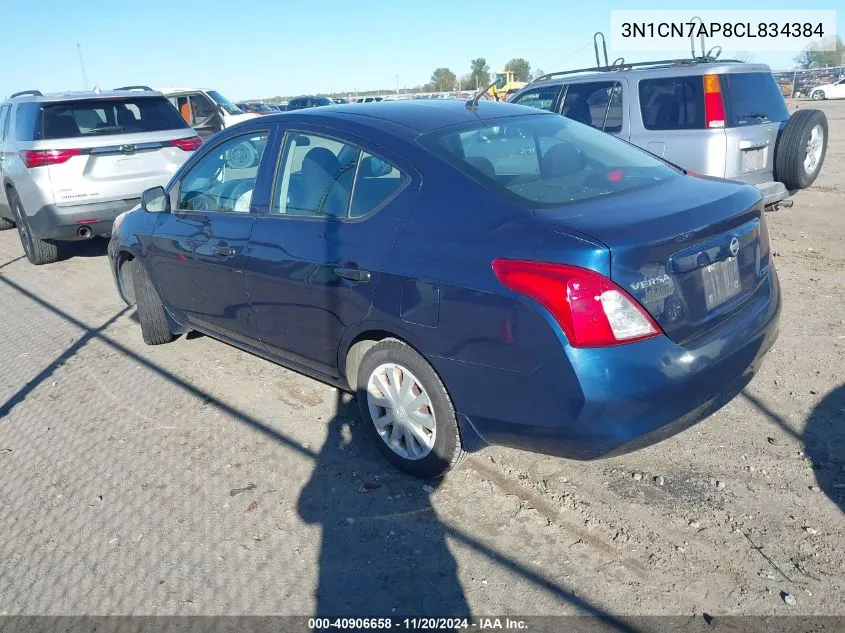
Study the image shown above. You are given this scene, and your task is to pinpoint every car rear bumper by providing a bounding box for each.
[27,199,140,240]
[753,180,790,206]
[431,267,781,459]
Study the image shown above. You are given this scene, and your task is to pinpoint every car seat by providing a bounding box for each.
[43,113,81,139]
[540,143,586,179]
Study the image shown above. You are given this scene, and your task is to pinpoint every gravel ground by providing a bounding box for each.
[0,100,842,622]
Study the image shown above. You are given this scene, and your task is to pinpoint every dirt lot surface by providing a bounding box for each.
[0,100,843,623]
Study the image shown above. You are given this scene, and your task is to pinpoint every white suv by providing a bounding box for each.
[0,88,200,265]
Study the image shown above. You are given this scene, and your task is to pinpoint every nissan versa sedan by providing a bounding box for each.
[108,100,781,479]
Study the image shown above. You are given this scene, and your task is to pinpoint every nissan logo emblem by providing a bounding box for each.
[729,236,740,257]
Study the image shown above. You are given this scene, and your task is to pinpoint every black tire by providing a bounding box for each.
[132,260,177,345]
[9,189,59,265]
[355,339,465,479]
[811,90,825,101]
[0,216,14,231]
[774,109,828,191]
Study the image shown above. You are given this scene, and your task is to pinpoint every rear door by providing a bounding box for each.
[148,129,272,345]
[38,96,197,206]
[720,72,790,185]
[245,127,417,376]
[632,75,726,176]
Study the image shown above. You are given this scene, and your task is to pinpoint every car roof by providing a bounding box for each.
[6,89,167,103]
[527,61,773,88]
[284,99,541,134]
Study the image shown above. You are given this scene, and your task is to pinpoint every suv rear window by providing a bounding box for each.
[639,77,704,130]
[36,96,189,140]
[422,113,678,207]
[721,72,790,127]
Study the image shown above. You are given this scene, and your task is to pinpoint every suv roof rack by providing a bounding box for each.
[114,85,153,91]
[9,90,43,99]
[531,23,737,85]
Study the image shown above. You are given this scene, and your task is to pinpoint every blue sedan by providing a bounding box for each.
[108,100,781,479]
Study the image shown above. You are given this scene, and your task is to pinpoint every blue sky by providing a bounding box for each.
[2,0,841,100]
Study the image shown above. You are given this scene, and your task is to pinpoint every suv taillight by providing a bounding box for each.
[168,136,202,151]
[493,259,662,348]
[703,74,726,129]
[20,149,81,168]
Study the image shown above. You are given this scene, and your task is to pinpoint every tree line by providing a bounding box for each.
[426,58,545,93]
[793,35,845,69]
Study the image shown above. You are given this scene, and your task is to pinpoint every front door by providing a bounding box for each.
[147,129,272,345]
[245,129,417,377]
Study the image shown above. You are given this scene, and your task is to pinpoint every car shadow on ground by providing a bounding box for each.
[804,384,845,513]
[744,386,845,513]
[58,236,109,261]
[298,389,471,617]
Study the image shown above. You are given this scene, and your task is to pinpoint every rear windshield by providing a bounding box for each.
[721,72,790,126]
[422,114,679,207]
[37,96,189,140]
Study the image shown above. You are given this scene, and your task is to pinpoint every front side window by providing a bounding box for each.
[38,97,190,139]
[272,132,407,219]
[422,113,678,207]
[561,81,623,132]
[177,132,268,213]
[190,94,218,126]
[510,85,562,112]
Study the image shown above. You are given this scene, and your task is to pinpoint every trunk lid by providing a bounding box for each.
[537,174,771,343]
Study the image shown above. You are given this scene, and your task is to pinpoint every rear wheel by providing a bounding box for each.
[9,189,59,265]
[774,109,828,191]
[356,339,465,479]
[811,90,825,101]
[132,260,177,345]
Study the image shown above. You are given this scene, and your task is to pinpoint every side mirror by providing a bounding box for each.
[141,186,169,213]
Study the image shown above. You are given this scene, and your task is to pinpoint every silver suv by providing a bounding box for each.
[0,89,200,265]
[509,48,828,210]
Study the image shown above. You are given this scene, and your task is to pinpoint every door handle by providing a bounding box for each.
[212,243,236,258]
[334,266,371,282]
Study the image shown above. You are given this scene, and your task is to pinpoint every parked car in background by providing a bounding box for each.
[809,77,845,101]
[332,98,350,104]
[268,104,288,112]
[286,96,334,111]
[356,96,384,103]
[109,100,779,478]
[0,88,200,265]
[157,87,258,137]
[236,102,276,115]
[510,59,828,209]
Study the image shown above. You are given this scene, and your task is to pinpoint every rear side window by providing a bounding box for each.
[15,103,39,141]
[272,132,407,219]
[510,85,562,112]
[37,96,190,140]
[639,77,704,130]
[0,106,10,141]
[561,82,624,133]
[423,113,678,207]
[721,72,790,127]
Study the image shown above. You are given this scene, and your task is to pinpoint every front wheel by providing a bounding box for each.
[132,260,177,345]
[356,340,465,479]
[811,90,825,101]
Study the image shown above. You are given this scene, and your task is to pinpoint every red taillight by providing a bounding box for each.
[492,259,662,348]
[169,136,202,151]
[703,74,726,129]
[19,149,81,168]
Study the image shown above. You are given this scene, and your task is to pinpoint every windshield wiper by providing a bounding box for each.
[85,126,124,134]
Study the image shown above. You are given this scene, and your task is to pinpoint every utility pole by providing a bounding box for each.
[77,43,89,90]
[395,75,399,94]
